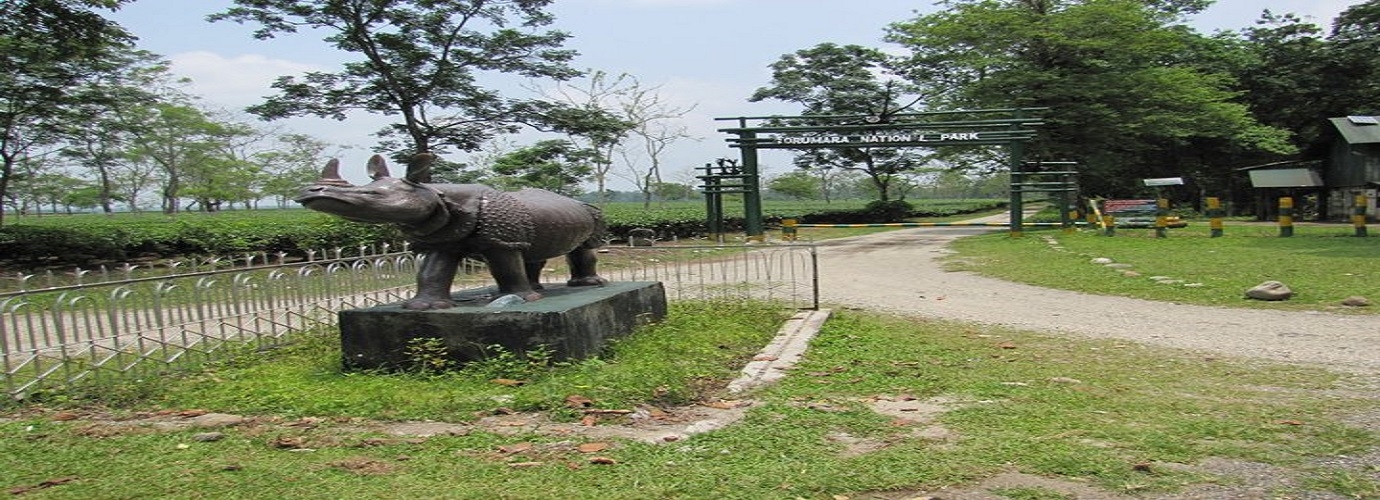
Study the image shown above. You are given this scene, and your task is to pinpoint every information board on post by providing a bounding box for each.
[1102,199,1158,214]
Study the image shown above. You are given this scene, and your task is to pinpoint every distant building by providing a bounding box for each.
[1323,116,1380,220]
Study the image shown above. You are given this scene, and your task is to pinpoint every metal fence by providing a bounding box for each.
[1,244,817,400]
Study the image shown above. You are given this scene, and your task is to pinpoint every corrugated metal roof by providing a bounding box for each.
[1330,116,1380,144]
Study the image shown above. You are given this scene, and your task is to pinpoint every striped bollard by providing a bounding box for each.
[1102,215,1115,236]
[1206,197,1223,237]
[782,218,798,241]
[1278,197,1294,237]
[1154,198,1169,238]
[1353,194,1368,237]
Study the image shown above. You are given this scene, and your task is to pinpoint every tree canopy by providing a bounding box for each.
[209,0,622,178]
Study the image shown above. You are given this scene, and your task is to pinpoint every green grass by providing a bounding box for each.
[3,306,1377,499]
[945,224,1380,313]
[5,217,1380,498]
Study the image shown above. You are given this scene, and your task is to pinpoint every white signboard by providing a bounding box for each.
[1247,169,1323,188]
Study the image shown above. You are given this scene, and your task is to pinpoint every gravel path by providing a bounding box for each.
[809,217,1380,375]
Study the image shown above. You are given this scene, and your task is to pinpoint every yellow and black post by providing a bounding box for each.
[1353,194,1368,237]
[1154,197,1169,238]
[1206,197,1224,237]
[1278,196,1294,237]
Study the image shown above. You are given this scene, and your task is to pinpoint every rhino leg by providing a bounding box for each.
[405,251,460,310]
[523,259,547,290]
[565,248,607,287]
[484,250,542,302]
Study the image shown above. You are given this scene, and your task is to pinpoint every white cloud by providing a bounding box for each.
[167,51,324,109]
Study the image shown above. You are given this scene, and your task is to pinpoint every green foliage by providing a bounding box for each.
[883,0,1295,198]
[208,0,583,157]
[457,344,561,382]
[0,200,1004,269]
[861,199,915,222]
[0,210,403,269]
[402,337,458,375]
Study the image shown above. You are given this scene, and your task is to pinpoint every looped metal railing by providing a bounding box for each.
[1,244,817,401]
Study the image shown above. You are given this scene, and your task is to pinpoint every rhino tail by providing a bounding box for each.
[580,203,607,249]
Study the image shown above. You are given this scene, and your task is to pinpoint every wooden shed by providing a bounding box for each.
[1323,116,1380,220]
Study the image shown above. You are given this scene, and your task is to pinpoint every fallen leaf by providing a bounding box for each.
[491,378,527,387]
[508,461,544,468]
[752,354,779,361]
[577,442,612,453]
[588,456,617,465]
[1277,419,1306,426]
[997,342,1018,349]
[565,395,595,408]
[580,414,598,427]
[51,412,79,421]
[498,442,533,454]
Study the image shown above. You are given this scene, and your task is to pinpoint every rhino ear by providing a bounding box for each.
[366,155,391,180]
[405,153,436,183]
[317,158,352,186]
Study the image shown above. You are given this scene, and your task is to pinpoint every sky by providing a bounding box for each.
[104,0,1362,188]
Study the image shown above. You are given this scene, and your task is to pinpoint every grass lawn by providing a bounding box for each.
[4,303,1378,498]
[946,223,1380,314]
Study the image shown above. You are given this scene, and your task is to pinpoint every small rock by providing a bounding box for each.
[1341,296,1371,307]
[1048,377,1083,385]
[190,413,246,428]
[1105,263,1133,269]
[193,432,225,442]
[1090,257,1114,264]
[1122,270,1141,277]
[1245,281,1293,301]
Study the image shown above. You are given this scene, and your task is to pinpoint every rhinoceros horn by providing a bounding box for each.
[316,159,353,187]
[366,154,392,180]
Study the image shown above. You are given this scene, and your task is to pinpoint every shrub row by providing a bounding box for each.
[0,199,1005,271]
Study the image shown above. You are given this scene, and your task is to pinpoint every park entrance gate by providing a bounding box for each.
[710,107,1046,239]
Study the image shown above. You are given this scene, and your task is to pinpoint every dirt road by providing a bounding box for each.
[809,221,1380,375]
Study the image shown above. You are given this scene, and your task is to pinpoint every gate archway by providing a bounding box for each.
[713,107,1046,239]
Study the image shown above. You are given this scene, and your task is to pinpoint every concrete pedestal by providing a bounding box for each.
[337,281,666,371]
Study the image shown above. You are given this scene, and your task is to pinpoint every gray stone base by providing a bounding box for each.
[337,281,667,371]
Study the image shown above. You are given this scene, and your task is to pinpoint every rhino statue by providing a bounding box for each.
[295,153,607,310]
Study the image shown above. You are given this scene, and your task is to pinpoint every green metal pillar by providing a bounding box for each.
[1008,144,1025,237]
[738,131,765,241]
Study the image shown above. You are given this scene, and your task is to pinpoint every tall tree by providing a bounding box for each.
[489,139,594,195]
[211,0,607,177]
[1322,0,1380,116]
[885,0,1294,197]
[254,133,341,207]
[61,49,175,213]
[531,71,639,202]
[750,43,931,201]
[0,0,137,224]
[125,103,248,213]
